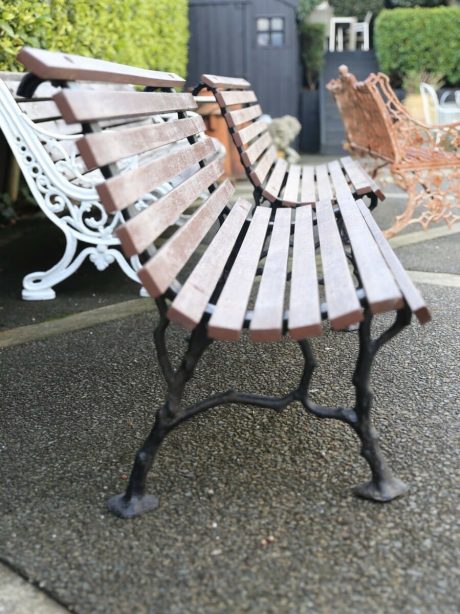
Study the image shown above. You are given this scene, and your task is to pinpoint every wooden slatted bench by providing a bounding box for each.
[0,64,172,299]
[19,47,431,519]
[327,65,460,237]
[194,74,385,210]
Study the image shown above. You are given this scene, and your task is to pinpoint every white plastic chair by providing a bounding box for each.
[420,82,460,125]
[352,11,372,51]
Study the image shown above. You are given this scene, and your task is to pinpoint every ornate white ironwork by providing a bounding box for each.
[0,80,171,300]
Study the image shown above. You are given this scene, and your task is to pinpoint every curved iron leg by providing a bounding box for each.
[107,318,211,519]
[352,309,409,501]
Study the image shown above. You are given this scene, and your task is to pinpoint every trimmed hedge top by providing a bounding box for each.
[0,0,189,77]
[375,7,460,85]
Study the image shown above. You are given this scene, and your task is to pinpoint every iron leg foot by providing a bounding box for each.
[355,476,408,502]
[107,493,159,519]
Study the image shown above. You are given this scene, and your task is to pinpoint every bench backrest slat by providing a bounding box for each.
[226,103,262,129]
[54,90,197,123]
[17,47,184,88]
[201,74,251,90]
[233,119,268,148]
[117,158,225,257]
[249,145,277,187]
[97,137,218,212]
[137,180,235,298]
[78,115,205,168]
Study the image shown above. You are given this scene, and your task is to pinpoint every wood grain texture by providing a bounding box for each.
[315,164,333,201]
[316,199,363,329]
[200,74,251,90]
[262,158,288,202]
[300,166,316,204]
[18,47,184,87]
[250,208,292,341]
[226,104,262,128]
[232,120,267,148]
[357,200,431,323]
[282,164,301,206]
[249,146,277,187]
[340,156,372,195]
[216,90,257,107]
[327,160,354,199]
[54,90,197,123]
[97,137,217,212]
[78,115,204,168]
[288,206,322,339]
[338,197,403,313]
[208,206,271,340]
[117,157,224,256]
[168,198,252,330]
[241,131,272,166]
[18,99,61,122]
[138,180,234,298]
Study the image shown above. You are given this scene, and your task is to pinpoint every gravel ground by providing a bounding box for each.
[1,283,459,613]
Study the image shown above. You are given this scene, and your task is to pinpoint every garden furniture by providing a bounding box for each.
[18,47,430,519]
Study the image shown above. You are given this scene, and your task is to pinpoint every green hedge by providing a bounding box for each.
[375,7,460,85]
[0,0,189,76]
[329,1,384,20]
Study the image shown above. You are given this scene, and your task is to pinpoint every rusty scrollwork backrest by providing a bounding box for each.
[327,66,400,163]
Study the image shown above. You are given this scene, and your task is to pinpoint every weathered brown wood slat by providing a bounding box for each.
[249,146,277,187]
[215,90,257,107]
[54,90,197,123]
[338,197,403,313]
[282,164,301,206]
[300,166,316,204]
[138,180,234,298]
[262,158,288,202]
[168,198,252,330]
[78,115,205,168]
[359,167,386,201]
[241,131,272,166]
[97,137,217,212]
[225,104,262,128]
[232,120,267,148]
[18,47,184,87]
[340,156,372,195]
[18,99,62,122]
[288,206,322,339]
[201,74,251,90]
[208,207,271,340]
[117,158,224,256]
[357,201,431,324]
[250,208,292,341]
[327,160,354,199]
[315,164,334,201]
[316,199,363,329]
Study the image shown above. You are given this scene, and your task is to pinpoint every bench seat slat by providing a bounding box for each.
[315,164,334,201]
[327,160,354,199]
[208,207,271,340]
[201,74,251,90]
[282,164,301,206]
[232,120,267,148]
[18,47,184,88]
[78,115,205,168]
[138,180,234,298]
[226,104,262,128]
[262,158,288,203]
[288,206,322,339]
[241,131,272,166]
[97,137,217,212]
[215,90,257,107]
[117,158,224,256]
[300,166,316,204]
[316,199,363,329]
[250,146,277,187]
[168,198,252,330]
[357,201,431,324]
[250,208,292,341]
[340,156,372,196]
[338,197,404,313]
[54,90,197,123]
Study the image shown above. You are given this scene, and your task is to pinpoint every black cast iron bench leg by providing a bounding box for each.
[108,302,412,519]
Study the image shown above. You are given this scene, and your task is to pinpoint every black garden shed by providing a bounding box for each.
[187,0,301,119]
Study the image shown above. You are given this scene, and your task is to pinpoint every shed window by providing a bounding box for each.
[256,17,285,47]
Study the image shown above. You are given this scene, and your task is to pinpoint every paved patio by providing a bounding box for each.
[1,159,459,613]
